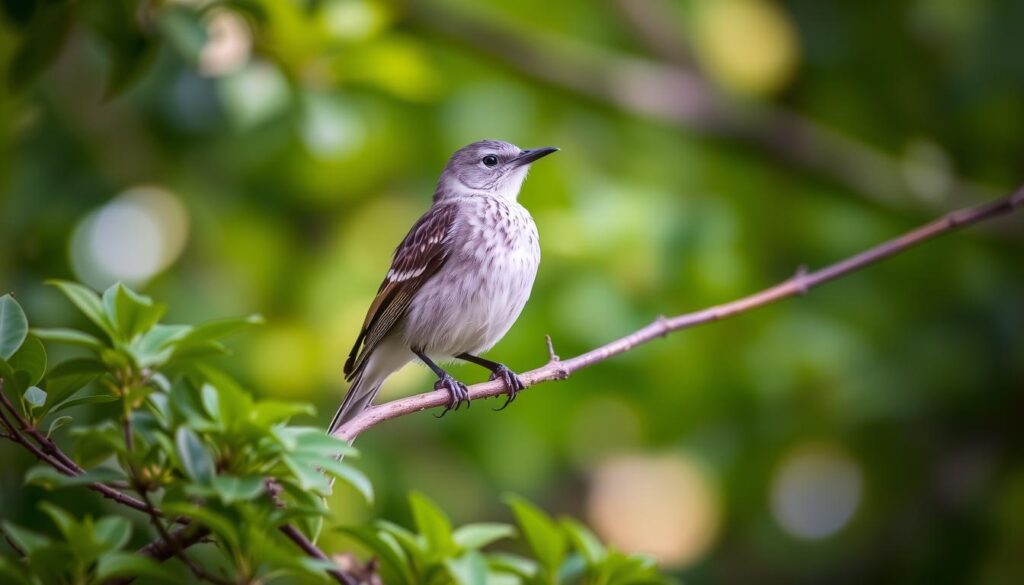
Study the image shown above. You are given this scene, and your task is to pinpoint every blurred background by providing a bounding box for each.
[2,0,1024,582]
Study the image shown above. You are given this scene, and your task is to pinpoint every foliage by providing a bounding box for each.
[342,492,666,585]
[0,283,666,584]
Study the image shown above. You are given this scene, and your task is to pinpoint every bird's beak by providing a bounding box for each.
[511,146,559,167]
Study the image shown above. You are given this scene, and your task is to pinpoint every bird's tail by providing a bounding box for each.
[327,370,384,436]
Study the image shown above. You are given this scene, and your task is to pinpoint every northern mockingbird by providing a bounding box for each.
[328,140,558,434]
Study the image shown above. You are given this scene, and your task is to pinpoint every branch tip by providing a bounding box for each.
[544,334,560,363]
[793,264,810,295]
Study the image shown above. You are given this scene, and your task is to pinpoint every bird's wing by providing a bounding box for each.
[344,203,459,380]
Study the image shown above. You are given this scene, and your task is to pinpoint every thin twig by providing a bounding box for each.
[0,390,153,513]
[333,186,1024,442]
[279,525,357,585]
[138,489,230,585]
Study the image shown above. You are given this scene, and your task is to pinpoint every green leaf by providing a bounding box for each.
[453,523,516,551]
[337,526,413,585]
[94,516,132,551]
[31,327,105,351]
[487,553,539,579]
[46,281,114,338]
[24,466,124,490]
[50,392,119,414]
[505,495,567,577]
[377,520,427,564]
[161,503,240,552]
[561,518,606,565]
[409,491,456,557]
[282,454,332,495]
[282,427,357,459]
[22,386,46,409]
[170,381,214,430]
[132,324,190,367]
[446,551,489,585]
[45,358,106,410]
[0,521,51,555]
[102,283,167,342]
[210,475,264,504]
[300,453,373,503]
[38,502,77,540]
[252,401,316,426]
[183,314,264,345]
[175,426,215,483]
[94,552,178,583]
[9,335,45,386]
[0,294,28,360]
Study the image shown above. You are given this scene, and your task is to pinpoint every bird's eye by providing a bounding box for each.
[482,155,499,167]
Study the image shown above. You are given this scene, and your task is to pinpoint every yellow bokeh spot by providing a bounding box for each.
[695,0,799,96]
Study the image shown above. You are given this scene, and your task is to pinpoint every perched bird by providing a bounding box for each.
[328,140,558,434]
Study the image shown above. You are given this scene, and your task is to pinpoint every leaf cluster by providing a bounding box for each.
[343,493,668,585]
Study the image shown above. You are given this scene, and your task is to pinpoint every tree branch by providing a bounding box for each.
[0,383,355,585]
[334,186,1024,442]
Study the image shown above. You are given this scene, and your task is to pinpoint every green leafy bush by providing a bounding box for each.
[0,283,667,584]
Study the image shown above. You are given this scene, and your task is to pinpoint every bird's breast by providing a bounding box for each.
[403,197,540,357]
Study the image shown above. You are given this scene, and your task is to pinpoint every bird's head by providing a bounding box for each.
[435,140,558,202]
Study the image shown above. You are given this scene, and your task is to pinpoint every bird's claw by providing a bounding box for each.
[435,374,470,417]
[490,365,526,411]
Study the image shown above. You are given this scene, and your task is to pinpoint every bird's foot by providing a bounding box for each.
[434,374,470,418]
[490,365,526,411]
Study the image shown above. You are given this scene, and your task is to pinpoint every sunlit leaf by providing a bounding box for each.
[409,491,456,558]
[505,495,567,577]
[31,327,105,351]
[453,523,516,551]
[46,281,114,338]
[446,550,489,585]
[561,517,606,565]
[102,283,167,342]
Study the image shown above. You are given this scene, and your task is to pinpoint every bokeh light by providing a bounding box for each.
[694,0,799,96]
[586,453,721,568]
[199,9,253,77]
[770,442,863,540]
[70,186,189,289]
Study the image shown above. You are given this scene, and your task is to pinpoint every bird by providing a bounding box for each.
[327,140,558,435]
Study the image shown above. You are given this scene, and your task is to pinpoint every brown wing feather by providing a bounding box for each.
[343,203,458,380]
